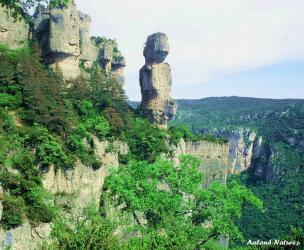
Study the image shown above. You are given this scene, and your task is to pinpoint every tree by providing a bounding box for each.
[103,156,263,249]
[48,203,120,250]
[0,0,70,20]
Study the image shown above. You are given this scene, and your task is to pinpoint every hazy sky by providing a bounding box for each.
[76,0,304,100]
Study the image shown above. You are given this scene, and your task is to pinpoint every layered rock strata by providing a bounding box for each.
[139,33,177,128]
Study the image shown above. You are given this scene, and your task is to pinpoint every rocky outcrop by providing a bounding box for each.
[42,138,128,209]
[0,222,51,250]
[173,139,230,185]
[0,6,29,49]
[207,128,262,174]
[32,1,125,80]
[0,139,128,250]
[1,1,126,81]
[140,33,177,128]
[98,41,126,84]
[79,12,98,66]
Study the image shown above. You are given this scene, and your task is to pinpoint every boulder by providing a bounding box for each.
[144,32,169,64]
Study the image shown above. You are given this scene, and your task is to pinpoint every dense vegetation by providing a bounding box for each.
[171,97,304,242]
[0,43,267,249]
[0,0,70,20]
[0,41,131,229]
[47,157,262,250]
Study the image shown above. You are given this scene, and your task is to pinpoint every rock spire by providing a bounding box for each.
[139,33,177,128]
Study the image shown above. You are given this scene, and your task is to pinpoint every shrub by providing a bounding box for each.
[126,118,169,162]
[49,203,120,249]
[0,93,19,108]
[0,170,21,196]
[1,195,26,230]
[24,186,55,224]
[25,125,71,169]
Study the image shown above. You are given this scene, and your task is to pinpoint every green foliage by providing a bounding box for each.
[234,160,304,242]
[24,185,54,224]
[65,116,110,168]
[49,203,120,250]
[0,42,67,133]
[25,125,71,169]
[91,36,123,62]
[171,97,304,242]
[125,118,169,162]
[168,125,228,145]
[171,97,303,133]
[103,156,262,248]
[0,0,70,20]
[0,110,56,229]
[1,195,26,230]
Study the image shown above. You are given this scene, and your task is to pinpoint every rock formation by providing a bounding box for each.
[0,138,128,249]
[208,128,262,174]
[0,1,126,81]
[0,6,29,49]
[139,33,177,128]
[42,138,128,209]
[173,139,230,186]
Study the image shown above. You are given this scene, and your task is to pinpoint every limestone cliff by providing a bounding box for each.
[43,138,128,209]
[33,0,126,80]
[0,1,126,81]
[208,128,262,174]
[0,138,128,250]
[139,33,177,128]
[0,6,29,49]
[173,139,230,185]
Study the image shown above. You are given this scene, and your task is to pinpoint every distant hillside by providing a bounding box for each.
[171,96,304,132]
[170,96,304,242]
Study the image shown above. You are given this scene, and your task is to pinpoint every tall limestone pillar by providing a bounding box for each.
[139,33,177,128]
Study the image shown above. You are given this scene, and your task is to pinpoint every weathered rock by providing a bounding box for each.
[144,32,169,64]
[209,128,261,174]
[173,139,230,186]
[1,1,126,80]
[0,6,29,49]
[111,54,126,84]
[140,33,177,128]
[49,0,80,56]
[47,0,81,78]
[42,138,128,209]
[0,221,51,250]
[101,43,114,69]
[33,7,50,58]
[79,12,98,63]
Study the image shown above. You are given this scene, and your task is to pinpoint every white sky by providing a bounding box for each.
[76,0,304,100]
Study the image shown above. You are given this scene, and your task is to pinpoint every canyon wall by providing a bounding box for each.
[174,139,230,185]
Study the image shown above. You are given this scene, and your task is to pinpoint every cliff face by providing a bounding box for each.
[0,6,29,49]
[0,1,126,81]
[0,138,128,250]
[208,128,262,174]
[42,138,128,209]
[173,139,230,185]
[34,1,126,80]
[33,1,126,80]
[139,33,177,128]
